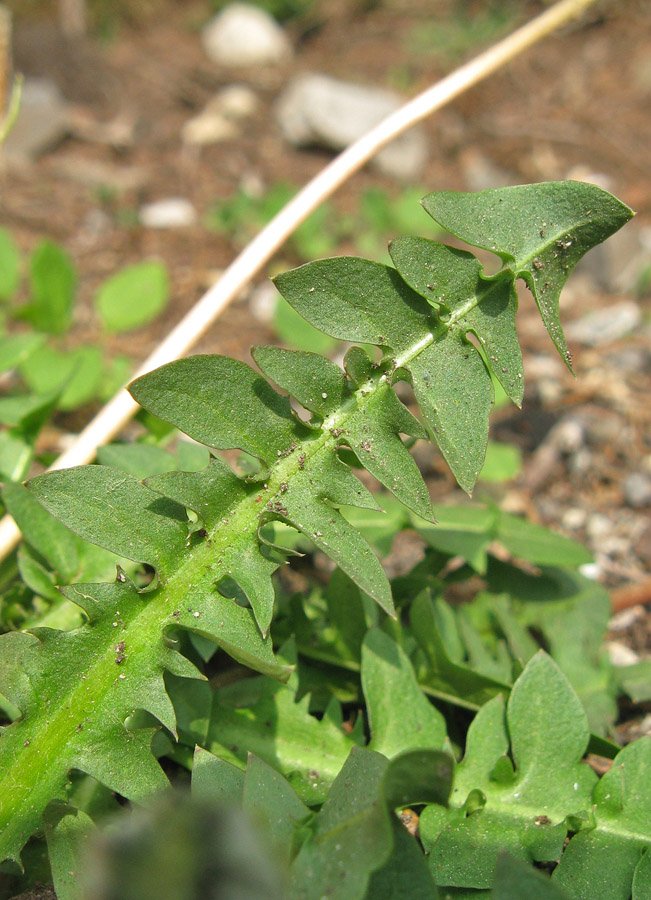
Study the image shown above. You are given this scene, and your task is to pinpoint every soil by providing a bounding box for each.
[1,0,650,699]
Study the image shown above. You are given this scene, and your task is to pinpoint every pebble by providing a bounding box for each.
[565,300,642,347]
[623,472,651,508]
[3,77,69,163]
[249,280,280,323]
[201,3,292,68]
[586,513,614,540]
[607,641,640,667]
[139,198,198,229]
[182,85,259,146]
[275,73,427,180]
[562,508,587,530]
[609,605,646,632]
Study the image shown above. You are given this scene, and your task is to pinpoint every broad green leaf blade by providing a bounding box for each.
[130,356,307,470]
[415,503,496,573]
[279,453,394,615]
[389,238,523,406]
[96,443,178,479]
[422,653,597,891]
[553,738,651,900]
[497,512,592,567]
[274,257,432,351]
[28,466,188,579]
[243,754,311,866]
[382,749,453,810]
[207,648,357,804]
[479,442,522,483]
[288,747,392,900]
[253,346,351,420]
[191,746,245,804]
[95,260,170,333]
[362,627,447,758]
[410,591,510,709]
[43,803,95,900]
[273,294,338,355]
[492,854,570,900]
[365,817,440,900]
[2,482,82,581]
[421,182,634,366]
[409,331,493,494]
[26,240,76,335]
[0,333,44,374]
[345,386,433,520]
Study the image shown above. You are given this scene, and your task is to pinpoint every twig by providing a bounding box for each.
[0,0,601,561]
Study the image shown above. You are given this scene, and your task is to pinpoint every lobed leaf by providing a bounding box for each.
[552,737,651,899]
[421,181,634,367]
[420,653,597,890]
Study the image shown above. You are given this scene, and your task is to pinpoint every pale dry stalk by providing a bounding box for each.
[0,5,10,119]
[0,0,601,560]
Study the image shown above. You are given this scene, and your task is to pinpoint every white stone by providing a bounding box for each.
[275,73,428,180]
[182,85,259,146]
[249,280,281,324]
[3,78,69,163]
[607,641,640,667]
[182,114,239,146]
[139,198,197,229]
[201,4,292,68]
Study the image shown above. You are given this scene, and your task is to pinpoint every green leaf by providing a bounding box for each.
[97,443,178,479]
[362,627,447,758]
[492,854,570,899]
[26,240,76,334]
[288,747,392,900]
[410,591,511,709]
[420,653,597,891]
[243,754,311,866]
[28,466,188,579]
[43,803,95,900]
[552,738,651,900]
[479,442,522,483]
[389,238,523,407]
[0,332,44,374]
[273,294,338,355]
[95,261,170,333]
[130,356,306,471]
[274,252,498,492]
[416,504,497,574]
[365,817,440,900]
[0,227,21,300]
[206,645,357,804]
[191,746,245,804]
[421,182,634,368]
[18,344,105,410]
[497,512,592,567]
[2,482,82,581]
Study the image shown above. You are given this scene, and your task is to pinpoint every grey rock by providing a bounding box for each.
[3,77,69,163]
[577,224,651,295]
[201,4,292,68]
[139,198,197,229]
[275,73,427,180]
[605,346,651,374]
[459,147,514,191]
[623,472,651,508]
[565,300,642,346]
